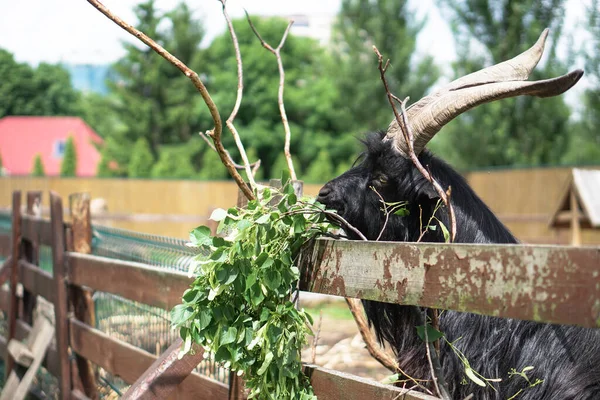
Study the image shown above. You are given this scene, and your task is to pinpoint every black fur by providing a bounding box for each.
[317,131,600,400]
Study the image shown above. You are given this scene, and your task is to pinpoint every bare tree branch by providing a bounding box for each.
[198,131,260,171]
[219,0,257,187]
[245,12,298,181]
[373,45,452,400]
[372,46,456,242]
[85,0,255,200]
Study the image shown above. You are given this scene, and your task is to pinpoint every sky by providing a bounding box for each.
[0,0,592,102]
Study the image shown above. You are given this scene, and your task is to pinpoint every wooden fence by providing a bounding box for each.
[0,189,598,400]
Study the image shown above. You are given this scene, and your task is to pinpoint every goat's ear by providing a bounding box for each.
[417,182,439,201]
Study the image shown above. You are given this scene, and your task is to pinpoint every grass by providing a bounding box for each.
[304,301,353,321]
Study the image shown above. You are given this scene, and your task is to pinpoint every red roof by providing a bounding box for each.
[0,116,103,177]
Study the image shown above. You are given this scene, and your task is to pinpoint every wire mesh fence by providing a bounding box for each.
[0,211,229,398]
[90,224,229,397]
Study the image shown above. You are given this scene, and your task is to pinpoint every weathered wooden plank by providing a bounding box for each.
[0,321,60,379]
[0,234,10,258]
[21,215,53,246]
[18,261,55,304]
[0,257,12,286]
[68,319,228,400]
[22,191,42,326]
[68,193,98,400]
[299,239,600,328]
[50,191,72,400]
[66,253,191,311]
[7,191,22,377]
[304,364,438,400]
[123,338,205,400]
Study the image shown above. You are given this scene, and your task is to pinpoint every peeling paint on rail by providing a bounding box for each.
[298,239,600,328]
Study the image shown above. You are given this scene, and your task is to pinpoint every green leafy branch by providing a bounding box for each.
[172,176,341,399]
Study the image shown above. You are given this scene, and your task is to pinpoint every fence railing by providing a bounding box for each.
[0,189,598,400]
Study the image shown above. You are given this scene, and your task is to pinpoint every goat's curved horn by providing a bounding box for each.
[386,28,584,157]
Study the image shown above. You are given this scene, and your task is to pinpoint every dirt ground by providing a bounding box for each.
[299,294,394,383]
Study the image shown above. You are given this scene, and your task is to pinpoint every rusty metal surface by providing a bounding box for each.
[299,239,600,328]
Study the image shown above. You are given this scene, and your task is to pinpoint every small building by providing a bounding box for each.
[0,116,103,177]
[549,168,600,245]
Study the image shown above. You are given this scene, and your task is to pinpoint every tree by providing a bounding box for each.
[303,150,334,183]
[430,0,574,169]
[151,145,196,179]
[96,136,129,177]
[270,152,302,180]
[204,17,346,178]
[197,148,229,180]
[128,138,154,178]
[563,0,600,164]
[31,154,45,177]
[106,0,207,161]
[328,0,440,133]
[60,136,77,177]
[0,49,82,118]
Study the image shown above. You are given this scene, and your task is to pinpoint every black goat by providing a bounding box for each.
[317,30,600,400]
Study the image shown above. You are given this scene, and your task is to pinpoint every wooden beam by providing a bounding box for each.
[68,193,98,400]
[18,261,55,303]
[68,319,228,400]
[7,191,22,377]
[0,257,12,286]
[22,191,42,326]
[299,239,600,329]
[66,253,191,311]
[50,191,72,400]
[21,215,53,246]
[570,190,582,246]
[122,337,206,400]
[304,364,437,400]
[0,234,10,258]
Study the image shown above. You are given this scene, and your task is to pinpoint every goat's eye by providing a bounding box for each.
[377,175,388,185]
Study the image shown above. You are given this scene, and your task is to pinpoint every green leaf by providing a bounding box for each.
[257,351,274,375]
[209,208,228,222]
[256,214,270,224]
[195,310,212,331]
[220,326,238,345]
[416,324,445,343]
[428,225,437,231]
[189,226,212,246]
[171,304,193,324]
[394,208,410,216]
[465,367,487,387]
[439,222,450,243]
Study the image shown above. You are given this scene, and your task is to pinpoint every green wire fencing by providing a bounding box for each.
[90,224,229,397]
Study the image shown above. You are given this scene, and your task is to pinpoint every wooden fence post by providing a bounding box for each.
[50,191,72,400]
[6,191,21,378]
[68,193,99,399]
[21,191,42,326]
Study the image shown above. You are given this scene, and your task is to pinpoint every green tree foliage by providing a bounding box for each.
[243,148,265,182]
[128,138,154,178]
[31,154,45,177]
[60,136,77,177]
[197,148,229,180]
[303,150,334,183]
[430,0,574,169]
[563,0,600,164]
[0,49,81,118]
[151,145,197,179]
[269,153,302,180]
[329,0,440,132]
[204,17,346,178]
[0,151,3,175]
[96,136,129,177]
[106,0,207,161]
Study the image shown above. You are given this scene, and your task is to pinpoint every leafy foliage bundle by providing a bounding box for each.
[171,177,337,399]
[32,154,45,177]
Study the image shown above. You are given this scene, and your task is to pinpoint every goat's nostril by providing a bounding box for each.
[317,186,331,200]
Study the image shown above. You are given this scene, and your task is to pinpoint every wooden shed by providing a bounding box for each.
[549,168,600,245]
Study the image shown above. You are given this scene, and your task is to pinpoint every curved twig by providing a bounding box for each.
[85,0,254,201]
[219,0,257,187]
[246,12,297,181]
